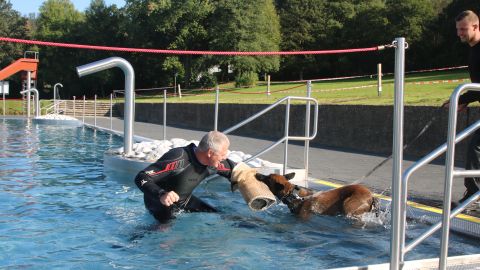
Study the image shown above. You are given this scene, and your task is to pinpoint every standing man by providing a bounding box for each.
[134,131,237,222]
[444,10,480,205]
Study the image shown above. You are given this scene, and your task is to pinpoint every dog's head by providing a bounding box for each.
[254,172,295,198]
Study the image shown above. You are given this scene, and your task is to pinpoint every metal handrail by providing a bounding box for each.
[77,57,135,156]
[20,88,40,117]
[24,51,39,59]
[398,83,480,270]
[42,99,66,115]
[223,96,318,177]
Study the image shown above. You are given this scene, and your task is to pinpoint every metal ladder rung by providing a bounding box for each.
[453,170,480,177]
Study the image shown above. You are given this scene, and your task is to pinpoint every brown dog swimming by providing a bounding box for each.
[255,172,378,219]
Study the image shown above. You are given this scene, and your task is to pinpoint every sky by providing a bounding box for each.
[9,0,126,16]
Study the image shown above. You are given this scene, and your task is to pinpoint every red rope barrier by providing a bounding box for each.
[0,37,382,56]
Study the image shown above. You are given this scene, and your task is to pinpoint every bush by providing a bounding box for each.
[235,72,258,88]
[196,73,218,88]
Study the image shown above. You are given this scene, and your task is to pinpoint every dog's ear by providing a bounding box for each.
[255,173,268,182]
[284,172,295,180]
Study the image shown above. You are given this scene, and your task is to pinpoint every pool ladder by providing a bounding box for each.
[221,90,319,188]
[395,83,480,269]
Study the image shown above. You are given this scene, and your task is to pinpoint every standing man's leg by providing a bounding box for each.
[461,129,480,203]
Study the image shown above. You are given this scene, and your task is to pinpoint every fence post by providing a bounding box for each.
[267,75,271,96]
[283,98,291,174]
[94,94,97,127]
[110,93,113,130]
[178,84,182,98]
[390,37,406,270]
[214,85,219,131]
[2,82,5,116]
[163,90,167,141]
[73,96,76,117]
[82,95,85,123]
[377,63,382,96]
[27,71,31,118]
[304,81,312,188]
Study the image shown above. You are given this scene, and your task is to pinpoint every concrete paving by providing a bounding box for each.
[82,116,470,206]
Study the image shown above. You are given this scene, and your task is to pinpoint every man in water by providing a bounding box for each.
[134,131,237,222]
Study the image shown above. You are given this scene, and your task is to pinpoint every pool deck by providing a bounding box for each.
[82,116,469,206]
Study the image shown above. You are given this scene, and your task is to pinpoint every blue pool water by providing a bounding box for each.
[0,118,479,269]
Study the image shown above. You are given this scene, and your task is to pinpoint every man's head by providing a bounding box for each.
[197,131,230,168]
[456,10,480,46]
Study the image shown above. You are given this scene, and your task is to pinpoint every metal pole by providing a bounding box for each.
[439,84,473,269]
[54,83,63,114]
[94,94,97,127]
[27,71,31,117]
[377,63,382,96]
[267,75,271,96]
[77,57,135,156]
[20,88,39,118]
[390,37,406,270]
[163,90,167,141]
[82,95,85,123]
[110,93,113,130]
[304,81,312,187]
[174,73,177,96]
[214,85,219,131]
[2,82,5,116]
[283,99,291,174]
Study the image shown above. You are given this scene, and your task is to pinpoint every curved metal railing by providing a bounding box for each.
[223,95,318,183]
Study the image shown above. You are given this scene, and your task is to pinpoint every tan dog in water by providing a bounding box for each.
[255,172,378,219]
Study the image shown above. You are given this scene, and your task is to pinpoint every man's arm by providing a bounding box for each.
[216,158,237,180]
[134,148,185,205]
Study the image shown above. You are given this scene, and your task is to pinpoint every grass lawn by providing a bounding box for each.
[134,69,472,106]
[0,69,473,114]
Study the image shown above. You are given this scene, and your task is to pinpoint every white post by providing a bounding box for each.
[27,72,31,117]
[267,75,271,96]
[163,90,167,141]
[178,84,182,98]
[73,96,76,117]
[82,95,85,123]
[304,81,312,188]
[94,94,97,127]
[54,83,63,114]
[377,63,382,96]
[110,93,113,130]
[214,85,219,131]
[2,82,5,116]
[390,38,406,270]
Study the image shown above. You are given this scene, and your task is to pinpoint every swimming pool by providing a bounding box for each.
[0,118,478,269]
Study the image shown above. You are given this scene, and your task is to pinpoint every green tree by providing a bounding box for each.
[36,0,84,40]
[276,0,362,79]
[75,0,128,97]
[0,0,31,70]
[418,0,479,69]
[0,0,33,97]
[208,0,281,86]
[34,0,85,98]
[124,0,215,88]
[276,0,327,80]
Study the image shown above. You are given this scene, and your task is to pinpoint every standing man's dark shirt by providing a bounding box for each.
[459,42,480,104]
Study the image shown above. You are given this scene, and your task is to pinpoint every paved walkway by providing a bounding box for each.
[83,116,466,205]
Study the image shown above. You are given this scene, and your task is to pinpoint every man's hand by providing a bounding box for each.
[442,100,468,112]
[159,191,180,206]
